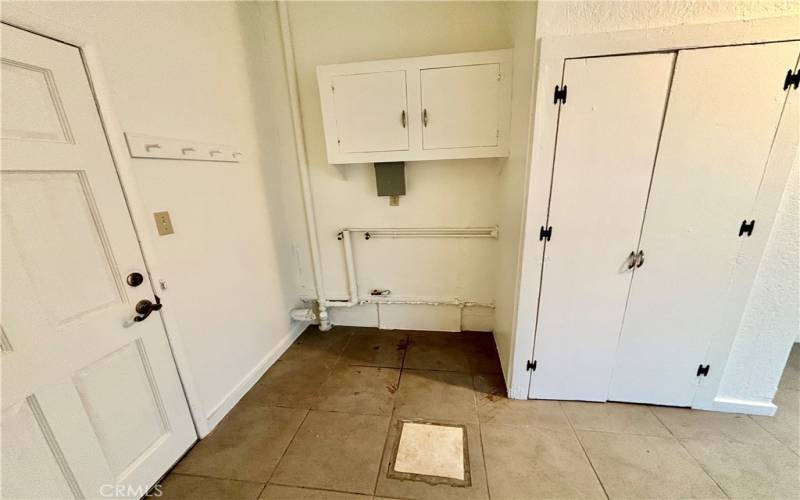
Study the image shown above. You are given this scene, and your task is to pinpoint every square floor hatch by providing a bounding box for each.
[387,420,470,486]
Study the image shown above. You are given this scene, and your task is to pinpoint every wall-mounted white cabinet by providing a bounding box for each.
[317,49,512,164]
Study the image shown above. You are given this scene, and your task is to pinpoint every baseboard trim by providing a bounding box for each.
[202,320,310,435]
[709,396,777,416]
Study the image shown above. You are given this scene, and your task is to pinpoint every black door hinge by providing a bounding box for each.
[784,69,800,90]
[739,219,755,237]
[539,226,552,241]
[554,85,567,104]
[697,364,710,377]
[527,360,537,371]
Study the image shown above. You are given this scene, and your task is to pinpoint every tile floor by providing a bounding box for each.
[159,327,800,499]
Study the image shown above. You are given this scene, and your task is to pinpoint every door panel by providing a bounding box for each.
[1,23,195,499]
[530,53,674,401]
[421,64,500,149]
[609,42,800,406]
[332,70,408,153]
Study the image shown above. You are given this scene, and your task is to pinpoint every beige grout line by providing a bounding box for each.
[745,414,800,458]
[474,374,492,500]
[649,408,732,499]
[561,401,611,500]
[264,408,310,486]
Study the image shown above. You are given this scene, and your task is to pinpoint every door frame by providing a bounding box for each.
[1,5,209,436]
[510,15,800,414]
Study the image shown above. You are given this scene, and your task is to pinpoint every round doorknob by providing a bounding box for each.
[127,272,144,287]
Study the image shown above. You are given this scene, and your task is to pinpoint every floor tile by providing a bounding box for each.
[259,484,368,499]
[376,417,488,500]
[158,474,263,500]
[339,328,407,368]
[403,332,472,372]
[652,406,774,444]
[241,360,333,409]
[462,332,502,374]
[313,365,400,416]
[681,436,800,499]
[482,423,605,499]
[578,430,725,499]
[393,369,477,423]
[563,401,671,437]
[751,388,799,453]
[174,404,306,482]
[279,327,352,368]
[473,373,571,431]
[270,410,389,495]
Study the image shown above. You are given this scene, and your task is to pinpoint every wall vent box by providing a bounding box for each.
[375,162,406,196]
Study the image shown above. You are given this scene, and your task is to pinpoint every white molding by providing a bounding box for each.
[203,320,310,434]
[512,15,800,403]
[706,396,777,417]
[0,4,211,436]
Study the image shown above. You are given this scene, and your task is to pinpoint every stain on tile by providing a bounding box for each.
[403,332,472,372]
[175,405,306,482]
[482,423,605,499]
[313,365,400,415]
[158,474,263,500]
[682,436,800,498]
[394,369,477,423]
[340,328,408,368]
[563,401,670,437]
[473,373,571,431]
[270,410,389,495]
[259,484,368,499]
[241,360,333,409]
[578,430,725,499]
[652,407,774,444]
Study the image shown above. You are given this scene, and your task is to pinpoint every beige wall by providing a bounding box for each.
[285,1,514,331]
[493,1,538,380]
[5,1,305,432]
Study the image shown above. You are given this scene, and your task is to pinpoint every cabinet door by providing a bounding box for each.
[608,42,800,407]
[420,64,500,149]
[332,71,408,153]
[529,53,674,401]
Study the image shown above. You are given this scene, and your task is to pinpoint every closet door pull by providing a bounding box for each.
[635,250,645,268]
[627,251,636,270]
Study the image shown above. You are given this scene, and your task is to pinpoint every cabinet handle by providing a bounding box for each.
[401,110,406,128]
[423,108,428,127]
[626,251,636,270]
[635,250,645,268]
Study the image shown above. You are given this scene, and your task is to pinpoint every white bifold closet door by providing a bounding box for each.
[529,54,674,401]
[608,42,800,406]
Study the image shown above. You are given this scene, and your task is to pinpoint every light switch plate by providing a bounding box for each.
[153,211,174,235]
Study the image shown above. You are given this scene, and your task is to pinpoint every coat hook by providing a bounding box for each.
[181,147,196,155]
[145,144,161,152]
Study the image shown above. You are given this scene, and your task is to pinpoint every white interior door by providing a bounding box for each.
[608,42,800,406]
[332,70,408,153]
[420,64,500,149]
[529,54,675,401]
[1,23,195,499]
